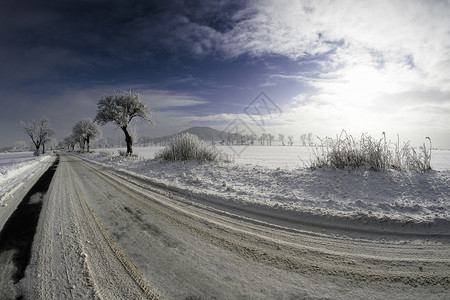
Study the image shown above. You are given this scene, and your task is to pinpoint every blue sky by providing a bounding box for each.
[1,0,449,148]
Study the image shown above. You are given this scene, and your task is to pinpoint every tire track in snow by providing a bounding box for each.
[76,155,450,290]
[75,177,160,299]
[20,154,159,299]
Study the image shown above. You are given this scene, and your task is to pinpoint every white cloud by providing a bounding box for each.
[139,89,208,109]
[217,0,450,147]
[179,113,244,123]
[222,0,450,74]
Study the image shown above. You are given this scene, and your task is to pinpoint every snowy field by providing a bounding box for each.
[0,152,53,205]
[129,145,450,171]
[70,145,450,231]
[2,147,449,230]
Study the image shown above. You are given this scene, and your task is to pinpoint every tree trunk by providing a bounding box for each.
[34,145,40,156]
[122,126,133,155]
[42,143,45,154]
[87,136,90,152]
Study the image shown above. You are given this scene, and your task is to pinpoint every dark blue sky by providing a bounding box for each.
[1,0,449,148]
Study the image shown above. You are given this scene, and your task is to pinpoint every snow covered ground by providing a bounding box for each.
[17,154,449,299]
[2,147,448,228]
[130,145,450,171]
[0,152,53,206]
[1,149,448,299]
[77,146,450,230]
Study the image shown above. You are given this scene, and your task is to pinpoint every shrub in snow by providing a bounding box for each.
[117,149,139,157]
[157,133,224,162]
[310,130,432,172]
[98,151,114,158]
[118,150,128,157]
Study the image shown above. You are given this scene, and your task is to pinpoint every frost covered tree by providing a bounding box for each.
[46,138,58,151]
[72,118,101,152]
[260,133,268,145]
[94,91,153,155]
[138,136,153,147]
[12,141,28,152]
[278,133,285,146]
[287,135,294,146]
[72,125,85,151]
[307,132,314,146]
[300,134,307,146]
[64,135,77,151]
[22,118,55,156]
[129,124,139,146]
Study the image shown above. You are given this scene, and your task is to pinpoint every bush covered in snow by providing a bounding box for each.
[98,150,114,158]
[311,130,432,172]
[157,133,225,162]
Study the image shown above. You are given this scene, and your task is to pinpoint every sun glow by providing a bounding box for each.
[296,63,411,136]
[332,65,393,106]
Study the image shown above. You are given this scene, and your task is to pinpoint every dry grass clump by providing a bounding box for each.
[157,133,225,162]
[310,130,432,172]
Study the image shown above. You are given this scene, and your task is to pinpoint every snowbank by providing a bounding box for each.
[0,152,54,205]
[77,150,450,230]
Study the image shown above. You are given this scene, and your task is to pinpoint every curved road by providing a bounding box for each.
[22,154,450,299]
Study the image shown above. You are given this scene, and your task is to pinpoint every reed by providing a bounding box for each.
[310,130,432,172]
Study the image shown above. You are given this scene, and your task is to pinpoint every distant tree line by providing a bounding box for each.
[21,118,55,156]
[19,90,313,156]
[19,91,153,156]
[128,131,314,148]
[215,132,314,147]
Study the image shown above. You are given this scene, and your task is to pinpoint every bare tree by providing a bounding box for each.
[287,135,294,146]
[260,133,268,145]
[307,132,314,146]
[22,118,55,156]
[278,133,285,146]
[73,118,102,152]
[94,91,153,155]
[300,134,307,146]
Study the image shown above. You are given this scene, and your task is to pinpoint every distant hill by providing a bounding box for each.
[101,127,225,148]
[178,127,224,140]
[151,127,225,145]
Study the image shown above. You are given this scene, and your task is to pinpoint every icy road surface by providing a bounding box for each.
[6,153,450,299]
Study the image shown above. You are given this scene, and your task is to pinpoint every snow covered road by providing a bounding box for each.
[5,153,450,299]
